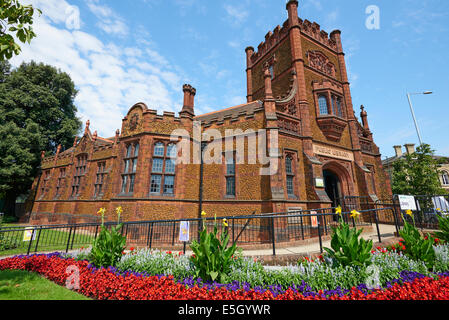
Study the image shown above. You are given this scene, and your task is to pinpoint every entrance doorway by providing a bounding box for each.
[323,169,342,208]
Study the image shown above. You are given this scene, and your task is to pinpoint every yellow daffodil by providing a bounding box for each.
[201,211,207,217]
[350,210,360,219]
[223,218,228,227]
[405,209,413,217]
[335,206,342,215]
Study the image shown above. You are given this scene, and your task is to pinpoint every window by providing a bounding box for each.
[285,155,295,197]
[121,143,139,194]
[72,154,87,197]
[225,154,236,197]
[40,170,51,198]
[318,95,329,115]
[94,162,106,197]
[332,95,344,118]
[55,168,66,197]
[442,171,449,186]
[269,65,274,80]
[150,142,177,195]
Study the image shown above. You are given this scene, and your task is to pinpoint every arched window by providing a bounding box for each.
[285,155,295,197]
[318,95,329,115]
[442,171,449,186]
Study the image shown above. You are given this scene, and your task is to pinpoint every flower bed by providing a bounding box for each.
[2,252,449,300]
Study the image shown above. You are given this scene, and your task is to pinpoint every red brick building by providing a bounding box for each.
[28,1,391,225]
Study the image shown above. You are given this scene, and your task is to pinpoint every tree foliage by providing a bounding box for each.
[0,0,41,60]
[391,144,445,196]
[0,61,81,216]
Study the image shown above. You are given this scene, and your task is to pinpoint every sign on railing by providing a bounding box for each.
[179,221,189,242]
[397,195,417,211]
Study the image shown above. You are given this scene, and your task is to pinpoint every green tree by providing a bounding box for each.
[0,0,41,60]
[0,0,42,61]
[0,61,82,217]
[391,144,445,195]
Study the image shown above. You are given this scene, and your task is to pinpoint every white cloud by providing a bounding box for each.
[86,0,128,36]
[223,4,249,26]
[10,0,184,138]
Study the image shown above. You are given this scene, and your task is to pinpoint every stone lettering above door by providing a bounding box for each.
[313,143,354,162]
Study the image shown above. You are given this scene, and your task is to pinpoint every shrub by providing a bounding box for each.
[434,244,449,273]
[399,211,435,270]
[116,249,194,280]
[324,208,373,267]
[189,213,238,283]
[433,213,449,244]
[89,207,126,268]
[370,248,429,285]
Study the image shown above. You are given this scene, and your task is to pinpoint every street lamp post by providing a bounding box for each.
[406,91,433,147]
[198,141,208,241]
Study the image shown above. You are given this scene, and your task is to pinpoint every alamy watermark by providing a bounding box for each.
[66,265,80,290]
[169,121,279,176]
[365,5,380,30]
[65,5,81,30]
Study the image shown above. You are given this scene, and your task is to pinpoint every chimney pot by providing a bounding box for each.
[404,143,415,155]
[393,145,403,158]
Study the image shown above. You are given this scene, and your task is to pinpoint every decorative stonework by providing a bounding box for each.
[278,118,301,135]
[306,50,336,78]
[313,143,354,162]
[123,110,143,137]
[316,116,347,142]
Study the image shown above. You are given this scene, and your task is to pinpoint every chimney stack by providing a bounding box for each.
[181,84,196,116]
[286,0,299,26]
[393,145,403,158]
[404,143,415,155]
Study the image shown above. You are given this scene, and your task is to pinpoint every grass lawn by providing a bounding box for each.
[0,224,95,257]
[0,270,90,300]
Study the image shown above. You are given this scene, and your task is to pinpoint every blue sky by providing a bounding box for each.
[12,0,449,159]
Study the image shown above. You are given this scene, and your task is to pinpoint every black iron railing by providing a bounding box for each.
[0,207,402,256]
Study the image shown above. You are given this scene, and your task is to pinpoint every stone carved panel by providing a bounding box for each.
[306,50,336,78]
[122,110,143,137]
[278,118,301,135]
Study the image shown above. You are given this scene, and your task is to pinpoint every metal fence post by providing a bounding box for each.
[392,196,401,235]
[300,214,304,240]
[317,214,323,253]
[65,226,73,253]
[149,222,154,249]
[172,221,176,246]
[373,209,382,243]
[270,216,276,256]
[26,228,35,256]
[70,226,77,250]
[34,226,43,253]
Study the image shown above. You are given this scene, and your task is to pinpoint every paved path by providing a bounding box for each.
[240,224,398,257]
